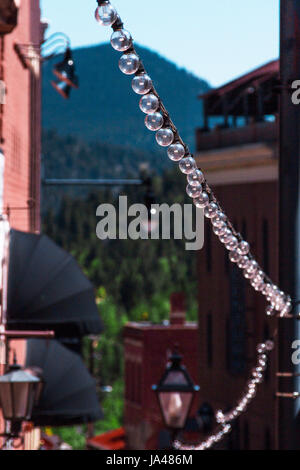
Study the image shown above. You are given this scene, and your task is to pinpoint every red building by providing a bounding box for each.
[0,0,41,233]
[195,60,279,449]
[0,0,42,450]
[123,294,199,450]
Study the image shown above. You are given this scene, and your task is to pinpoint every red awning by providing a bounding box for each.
[86,428,126,451]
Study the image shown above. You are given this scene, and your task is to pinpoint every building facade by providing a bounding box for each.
[0,0,42,450]
[0,0,41,233]
[195,61,280,449]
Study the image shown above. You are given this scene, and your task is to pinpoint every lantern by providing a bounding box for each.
[0,363,41,436]
[53,48,79,89]
[152,350,200,431]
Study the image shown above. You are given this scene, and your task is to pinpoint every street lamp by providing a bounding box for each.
[0,362,41,438]
[51,47,79,99]
[152,350,200,443]
[14,32,79,100]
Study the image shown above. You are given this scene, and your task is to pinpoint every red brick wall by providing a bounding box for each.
[1,0,41,232]
[0,0,41,451]
[198,181,278,449]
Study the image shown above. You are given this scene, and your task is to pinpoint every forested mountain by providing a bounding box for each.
[42,43,209,152]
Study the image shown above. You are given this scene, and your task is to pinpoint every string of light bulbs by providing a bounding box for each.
[94,0,289,449]
[174,340,274,450]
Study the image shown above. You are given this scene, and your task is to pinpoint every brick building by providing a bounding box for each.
[0,0,42,450]
[0,0,41,233]
[195,60,280,449]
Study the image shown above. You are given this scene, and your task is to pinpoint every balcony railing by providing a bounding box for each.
[196,120,277,152]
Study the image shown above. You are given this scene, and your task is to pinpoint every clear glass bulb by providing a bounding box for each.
[219,228,233,244]
[229,251,240,263]
[245,260,258,273]
[262,283,272,296]
[243,268,257,279]
[110,29,132,51]
[139,93,159,114]
[254,270,264,282]
[119,53,140,75]
[237,241,250,256]
[179,156,196,174]
[145,112,163,131]
[167,143,185,161]
[186,182,202,198]
[193,192,209,208]
[95,3,117,26]
[237,255,249,269]
[266,305,276,316]
[225,235,238,251]
[156,128,174,146]
[187,169,204,186]
[213,221,227,236]
[251,279,264,291]
[212,211,227,227]
[204,202,218,218]
[132,74,152,95]
[280,302,292,316]
[265,340,274,351]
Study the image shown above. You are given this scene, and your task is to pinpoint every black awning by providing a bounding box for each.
[7,229,102,337]
[25,339,103,426]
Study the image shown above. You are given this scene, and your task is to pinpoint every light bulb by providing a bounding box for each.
[204,202,218,218]
[265,340,274,351]
[219,228,233,244]
[212,211,227,227]
[145,112,164,131]
[156,128,174,147]
[237,241,250,256]
[243,268,257,279]
[132,74,152,95]
[229,251,240,263]
[193,192,209,208]
[110,29,132,51]
[225,235,238,251]
[186,182,202,198]
[237,255,249,269]
[213,221,227,236]
[139,93,159,114]
[167,143,185,161]
[95,3,117,26]
[119,53,140,75]
[179,157,196,174]
[245,260,258,273]
[187,169,205,186]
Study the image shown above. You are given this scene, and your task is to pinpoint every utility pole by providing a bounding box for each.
[278,0,300,450]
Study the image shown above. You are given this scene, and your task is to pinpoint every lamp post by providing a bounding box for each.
[14,32,79,100]
[152,350,200,447]
[0,362,42,444]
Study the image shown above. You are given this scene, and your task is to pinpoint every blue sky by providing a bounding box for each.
[40,0,279,87]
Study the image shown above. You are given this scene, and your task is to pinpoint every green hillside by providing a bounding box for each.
[42,43,209,153]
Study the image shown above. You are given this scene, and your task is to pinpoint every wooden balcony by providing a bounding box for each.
[196,120,277,152]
